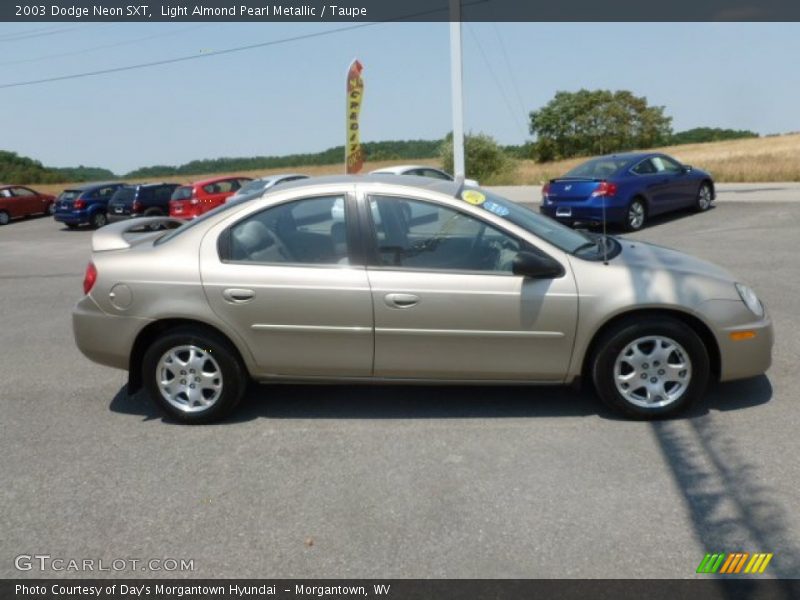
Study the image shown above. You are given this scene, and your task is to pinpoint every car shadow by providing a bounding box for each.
[108,374,771,425]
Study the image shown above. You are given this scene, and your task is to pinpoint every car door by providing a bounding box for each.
[660,155,697,208]
[200,192,374,377]
[363,193,578,381]
[10,187,38,215]
[631,158,672,215]
[649,155,689,211]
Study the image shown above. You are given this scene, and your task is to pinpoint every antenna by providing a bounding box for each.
[601,183,609,265]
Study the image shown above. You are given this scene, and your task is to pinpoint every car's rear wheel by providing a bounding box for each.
[142,327,247,424]
[695,183,713,212]
[143,207,164,230]
[91,212,108,229]
[624,198,646,231]
[0,211,9,226]
[591,316,709,419]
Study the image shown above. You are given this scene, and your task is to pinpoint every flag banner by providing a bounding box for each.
[345,59,365,174]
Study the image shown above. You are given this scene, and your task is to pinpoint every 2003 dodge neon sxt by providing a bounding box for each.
[72,175,772,423]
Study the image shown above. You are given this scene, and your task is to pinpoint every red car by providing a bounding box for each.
[0,184,56,225]
[168,176,253,219]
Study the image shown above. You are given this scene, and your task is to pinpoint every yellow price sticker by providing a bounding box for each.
[462,190,486,205]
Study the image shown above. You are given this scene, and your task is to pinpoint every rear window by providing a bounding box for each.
[171,186,193,201]
[58,190,81,201]
[203,180,239,194]
[565,157,631,179]
[238,180,268,195]
[110,187,136,204]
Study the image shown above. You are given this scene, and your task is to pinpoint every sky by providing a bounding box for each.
[0,21,798,174]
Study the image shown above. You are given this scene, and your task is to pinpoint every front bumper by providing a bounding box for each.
[700,299,774,381]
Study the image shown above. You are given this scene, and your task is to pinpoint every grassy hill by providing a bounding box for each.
[20,132,800,196]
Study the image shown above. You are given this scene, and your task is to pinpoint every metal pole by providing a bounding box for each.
[449,0,465,182]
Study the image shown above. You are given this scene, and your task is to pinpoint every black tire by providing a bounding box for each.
[66,223,80,229]
[90,211,108,229]
[623,198,647,231]
[590,316,709,419]
[143,208,164,230]
[695,182,713,212]
[142,326,247,424]
[0,210,9,226]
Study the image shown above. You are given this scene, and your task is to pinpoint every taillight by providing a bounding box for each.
[74,199,86,209]
[83,262,97,295]
[591,181,618,197]
[542,182,551,196]
[132,200,143,212]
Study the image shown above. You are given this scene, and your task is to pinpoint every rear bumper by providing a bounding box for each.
[72,295,150,371]
[54,210,90,225]
[540,201,626,224]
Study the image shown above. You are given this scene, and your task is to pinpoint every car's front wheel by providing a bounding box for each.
[142,327,247,424]
[0,211,9,226]
[591,316,709,419]
[624,198,646,231]
[695,183,713,212]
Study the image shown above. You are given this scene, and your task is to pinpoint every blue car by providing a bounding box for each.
[53,182,124,229]
[539,152,715,231]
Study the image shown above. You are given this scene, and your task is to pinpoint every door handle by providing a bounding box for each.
[384,293,420,308]
[222,288,255,303]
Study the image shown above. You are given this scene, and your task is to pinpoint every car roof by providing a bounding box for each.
[369,165,439,174]
[267,173,460,196]
[191,175,251,186]
[253,173,308,183]
[63,181,122,191]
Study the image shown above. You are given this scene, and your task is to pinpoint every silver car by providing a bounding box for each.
[73,175,773,423]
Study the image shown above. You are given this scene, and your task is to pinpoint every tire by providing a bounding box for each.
[142,327,247,424]
[143,208,164,230]
[0,211,9,226]
[90,211,108,229]
[591,316,709,419]
[66,223,80,229]
[695,182,713,212]
[624,198,646,231]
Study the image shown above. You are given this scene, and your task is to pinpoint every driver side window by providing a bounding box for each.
[368,195,522,273]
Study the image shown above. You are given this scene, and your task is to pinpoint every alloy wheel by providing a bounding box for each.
[613,335,692,408]
[156,345,223,413]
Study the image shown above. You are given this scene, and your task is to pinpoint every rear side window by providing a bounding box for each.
[632,159,657,175]
[204,180,239,194]
[172,186,193,201]
[226,196,349,265]
[95,186,119,199]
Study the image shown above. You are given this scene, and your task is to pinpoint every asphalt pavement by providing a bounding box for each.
[1,184,799,579]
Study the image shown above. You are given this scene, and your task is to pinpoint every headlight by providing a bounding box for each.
[735,283,764,318]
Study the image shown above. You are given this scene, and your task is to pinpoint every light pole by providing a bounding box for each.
[449,0,465,183]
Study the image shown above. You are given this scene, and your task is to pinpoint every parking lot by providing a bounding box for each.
[2,183,799,579]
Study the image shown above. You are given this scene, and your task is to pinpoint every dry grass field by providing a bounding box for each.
[509,133,800,184]
[33,133,800,195]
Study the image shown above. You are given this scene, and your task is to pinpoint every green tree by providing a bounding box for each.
[528,89,672,160]
[440,132,512,183]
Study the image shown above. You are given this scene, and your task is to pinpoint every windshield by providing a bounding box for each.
[459,189,592,253]
[565,157,631,179]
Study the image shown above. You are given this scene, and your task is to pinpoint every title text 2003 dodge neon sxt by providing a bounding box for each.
[72,176,772,423]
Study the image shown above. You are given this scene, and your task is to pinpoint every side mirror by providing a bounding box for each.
[512,251,564,279]
[682,165,693,173]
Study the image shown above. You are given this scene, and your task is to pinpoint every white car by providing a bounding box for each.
[369,165,479,187]
[228,173,309,202]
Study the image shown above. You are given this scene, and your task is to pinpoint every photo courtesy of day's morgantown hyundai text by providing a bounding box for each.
[72,175,772,423]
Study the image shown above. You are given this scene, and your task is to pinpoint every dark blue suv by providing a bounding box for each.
[53,182,124,229]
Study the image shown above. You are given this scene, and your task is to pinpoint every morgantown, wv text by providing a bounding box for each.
[162,4,367,17]
[17,583,392,598]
